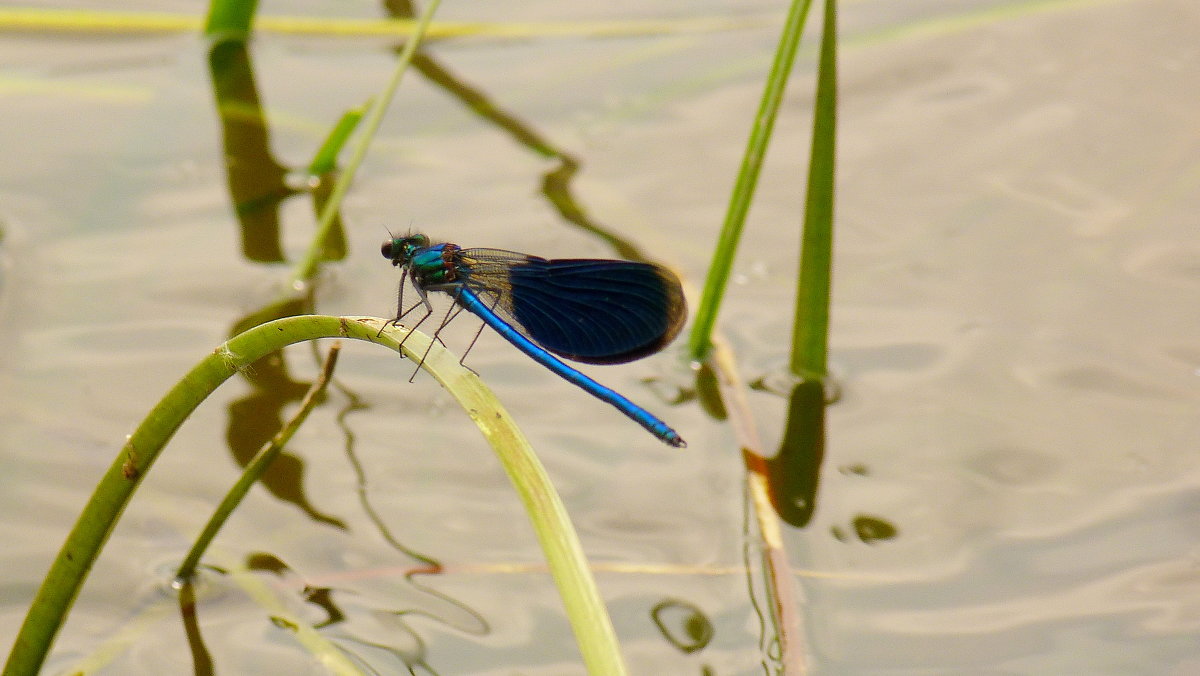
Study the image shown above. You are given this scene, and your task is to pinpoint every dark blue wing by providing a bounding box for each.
[454,248,686,364]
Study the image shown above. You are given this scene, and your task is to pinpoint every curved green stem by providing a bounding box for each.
[174,343,341,581]
[4,315,625,676]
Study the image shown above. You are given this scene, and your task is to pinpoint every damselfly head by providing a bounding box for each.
[381,233,431,265]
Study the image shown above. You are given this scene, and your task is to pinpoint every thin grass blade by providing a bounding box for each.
[686,0,816,361]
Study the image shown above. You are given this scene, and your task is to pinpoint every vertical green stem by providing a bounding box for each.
[790,0,837,379]
[686,0,815,362]
[204,0,259,39]
[291,0,442,284]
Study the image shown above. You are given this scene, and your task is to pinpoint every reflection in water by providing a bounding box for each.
[651,598,714,654]
[384,0,650,263]
[831,516,898,543]
[209,39,348,263]
[208,39,289,263]
[852,515,898,544]
[245,552,291,576]
[177,579,214,676]
[334,384,490,637]
[243,550,452,674]
[211,33,355,531]
[338,636,440,676]
[694,360,729,420]
[302,586,346,629]
[224,296,348,530]
[743,379,825,528]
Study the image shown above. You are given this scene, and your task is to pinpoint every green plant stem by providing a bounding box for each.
[204,0,258,40]
[291,0,442,284]
[308,108,367,175]
[3,316,624,676]
[790,0,837,379]
[686,0,815,362]
[174,343,341,582]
